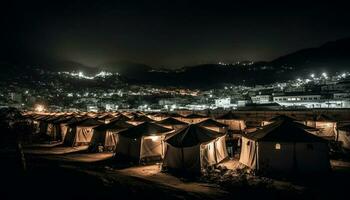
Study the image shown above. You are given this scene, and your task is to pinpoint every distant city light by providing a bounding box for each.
[60,70,114,80]
[310,74,315,78]
[322,72,328,78]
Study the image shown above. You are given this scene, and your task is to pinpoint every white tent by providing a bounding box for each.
[156,117,188,130]
[115,122,173,162]
[306,114,337,139]
[89,119,134,152]
[240,119,330,174]
[337,125,350,150]
[64,118,103,146]
[163,124,228,173]
[196,118,228,133]
[180,113,208,124]
[216,111,246,131]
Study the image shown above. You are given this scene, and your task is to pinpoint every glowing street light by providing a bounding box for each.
[34,104,45,112]
[310,74,315,78]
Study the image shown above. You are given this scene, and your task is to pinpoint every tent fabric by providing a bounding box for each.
[89,120,133,152]
[240,119,330,174]
[165,124,225,148]
[163,144,201,172]
[156,117,188,130]
[118,122,172,139]
[140,136,164,159]
[338,128,350,150]
[245,120,326,143]
[196,119,228,128]
[75,127,95,145]
[306,121,337,138]
[239,137,257,169]
[115,122,172,161]
[163,124,228,172]
[157,117,188,126]
[214,135,228,163]
[116,135,141,160]
[164,135,228,172]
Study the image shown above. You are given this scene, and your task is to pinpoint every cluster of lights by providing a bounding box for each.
[59,71,115,80]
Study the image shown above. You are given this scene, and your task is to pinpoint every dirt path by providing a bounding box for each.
[118,165,229,199]
[23,145,88,155]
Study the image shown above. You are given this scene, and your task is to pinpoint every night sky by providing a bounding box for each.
[2,0,350,68]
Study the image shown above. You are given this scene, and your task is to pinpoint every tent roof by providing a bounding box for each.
[94,119,134,131]
[216,111,243,120]
[98,114,115,120]
[243,119,326,142]
[68,117,103,127]
[196,118,228,127]
[313,114,336,122]
[52,116,74,124]
[115,114,131,121]
[267,115,297,122]
[165,124,224,148]
[185,113,207,119]
[168,113,184,118]
[157,117,188,126]
[128,115,154,122]
[118,121,172,138]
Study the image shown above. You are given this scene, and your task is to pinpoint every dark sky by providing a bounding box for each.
[2,0,350,68]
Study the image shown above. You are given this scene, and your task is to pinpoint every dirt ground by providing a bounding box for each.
[3,144,350,200]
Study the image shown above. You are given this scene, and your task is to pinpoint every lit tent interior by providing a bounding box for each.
[216,111,246,131]
[64,118,103,146]
[115,121,173,162]
[89,119,134,152]
[240,119,330,174]
[196,118,229,133]
[337,124,350,150]
[306,114,337,139]
[163,124,228,173]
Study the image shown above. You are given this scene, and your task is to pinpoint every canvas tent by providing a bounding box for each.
[163,124,228,173]
[306,114,337,139]
[262,115,300,126]
[89,119,134,152]
[115,122,173,162]
[64,118,103,146]
[196,118,228,133]
[127,115,155,126]
[240,119,330,174]
[216,111,246,131]
[262,115,319,135]
[156,117,188,130]
[337,125,350,150]
[45,115,65,141]
[181,113,208,124]
[97,114,115,124]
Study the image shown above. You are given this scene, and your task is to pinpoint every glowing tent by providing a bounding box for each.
[196,118,228,133]
[306,114,337,139]
[181,113,208,124]
[115,122,173,162]
[64,118,103,146]
[163,124,228,173]
[127,115,155,126]
[337,125,350,151]
[89,119,134,152]
[240,119,330,174]
[156,117,188,130]
[216,111,246,131]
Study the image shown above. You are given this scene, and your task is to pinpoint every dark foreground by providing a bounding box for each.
[2,145,350,200]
